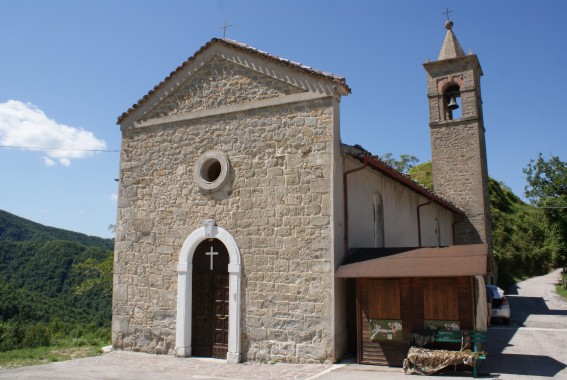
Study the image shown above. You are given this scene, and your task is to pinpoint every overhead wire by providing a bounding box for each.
[0,145,119,152]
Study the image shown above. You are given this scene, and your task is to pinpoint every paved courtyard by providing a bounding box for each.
[2,270,567,379]
[0,351,339,380]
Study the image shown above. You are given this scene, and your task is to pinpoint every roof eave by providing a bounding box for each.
[336,244,488,278]
[117,38,351,125]
[423,54,483,77]
[344,150,464,216]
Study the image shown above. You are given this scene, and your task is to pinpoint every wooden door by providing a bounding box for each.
[212,272,229,358]
[357,278,411,366]
[423,278,459,321]
[192,239,229,358]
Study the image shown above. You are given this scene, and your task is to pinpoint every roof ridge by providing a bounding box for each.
[341,143,463,214]
[212,38,350,90]
[117,38,351,124]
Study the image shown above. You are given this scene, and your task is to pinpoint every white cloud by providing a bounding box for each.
[42,156,55,166]
[0,100,106,166]
[110,193,118,202]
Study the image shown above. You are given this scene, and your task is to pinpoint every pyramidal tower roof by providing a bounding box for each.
[438,20,466,60]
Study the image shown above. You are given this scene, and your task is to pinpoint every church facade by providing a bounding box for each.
[113,22,492,364]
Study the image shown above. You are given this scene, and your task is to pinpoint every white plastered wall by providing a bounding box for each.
[344,156,454,249]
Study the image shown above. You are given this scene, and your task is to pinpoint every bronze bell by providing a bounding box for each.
[447,96,459,110]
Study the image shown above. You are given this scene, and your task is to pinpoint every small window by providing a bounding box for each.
[193,150,231,192]
[200,159,222,183]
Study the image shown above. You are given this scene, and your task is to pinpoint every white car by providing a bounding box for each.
[488,284,511,324]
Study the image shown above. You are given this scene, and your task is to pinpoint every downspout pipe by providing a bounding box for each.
[417,199,433,248]
[343,160,367,258]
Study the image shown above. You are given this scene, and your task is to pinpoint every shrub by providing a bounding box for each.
[22,323,51,348]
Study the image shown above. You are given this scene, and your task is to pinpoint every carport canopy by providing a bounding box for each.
[336,244,488,278]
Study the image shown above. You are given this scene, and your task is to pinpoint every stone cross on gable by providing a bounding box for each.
[206,246,218,270]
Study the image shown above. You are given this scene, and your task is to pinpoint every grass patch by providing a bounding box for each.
[556,284,567,301]
[0,331,109,370]
[557,272,567,301]
[0,345,100,369]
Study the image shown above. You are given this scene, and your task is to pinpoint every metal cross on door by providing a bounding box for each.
[206,246,218,270]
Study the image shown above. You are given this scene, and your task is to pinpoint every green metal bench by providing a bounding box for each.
[434,330,487,378]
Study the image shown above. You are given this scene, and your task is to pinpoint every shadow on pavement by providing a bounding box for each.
[481,292,567,377]
[507,295,567,323]
[484,353,566,377]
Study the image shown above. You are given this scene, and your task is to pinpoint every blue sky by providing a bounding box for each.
[0,0,566,238]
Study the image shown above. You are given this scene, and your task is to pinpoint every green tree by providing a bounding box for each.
[73,255,113,298]
[524,153,567,269]
[380,153,419,173]
[408,162,433,190]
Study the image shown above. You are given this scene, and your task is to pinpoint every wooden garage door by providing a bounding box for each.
[423,278,458,321]
[358,278,411,366]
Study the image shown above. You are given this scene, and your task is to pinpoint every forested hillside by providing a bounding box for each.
[0,210,113,352]
[0,210,113,250]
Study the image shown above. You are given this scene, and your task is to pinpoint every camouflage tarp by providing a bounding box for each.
[403,347,485,375]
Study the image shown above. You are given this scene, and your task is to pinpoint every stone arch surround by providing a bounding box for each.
[175,225,242,363]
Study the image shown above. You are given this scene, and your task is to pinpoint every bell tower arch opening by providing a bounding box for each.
[444,84,462,120]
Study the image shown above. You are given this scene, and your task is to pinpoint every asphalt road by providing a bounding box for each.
[479,268,567,379]
[1,270,566,379]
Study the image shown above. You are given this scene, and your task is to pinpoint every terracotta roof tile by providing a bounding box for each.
[117,38,351,124]
[342,143,464,215]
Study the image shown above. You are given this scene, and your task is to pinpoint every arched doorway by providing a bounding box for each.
[175,224,241,363]
[192,239,229,358]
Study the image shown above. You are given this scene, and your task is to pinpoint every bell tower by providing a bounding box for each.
[424,20,492,247]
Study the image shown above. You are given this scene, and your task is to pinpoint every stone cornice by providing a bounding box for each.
[429,116,479,128]
[122,92,331,131]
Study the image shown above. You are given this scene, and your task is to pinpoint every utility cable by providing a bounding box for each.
[0,145,119,152]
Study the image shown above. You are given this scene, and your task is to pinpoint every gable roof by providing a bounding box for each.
[117,38,351,125]
[342,144,464,215]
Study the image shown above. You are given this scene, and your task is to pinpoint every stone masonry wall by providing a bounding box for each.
[431,121,487,244]
[113,93,337,363]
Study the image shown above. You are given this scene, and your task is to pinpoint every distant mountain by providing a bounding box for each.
[0,209,113,327]
[0,209,113,250]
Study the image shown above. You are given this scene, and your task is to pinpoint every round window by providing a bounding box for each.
[194,150,230,191]
[200,159,222,183]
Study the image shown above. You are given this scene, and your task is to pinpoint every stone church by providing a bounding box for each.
[112,20,493,365]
